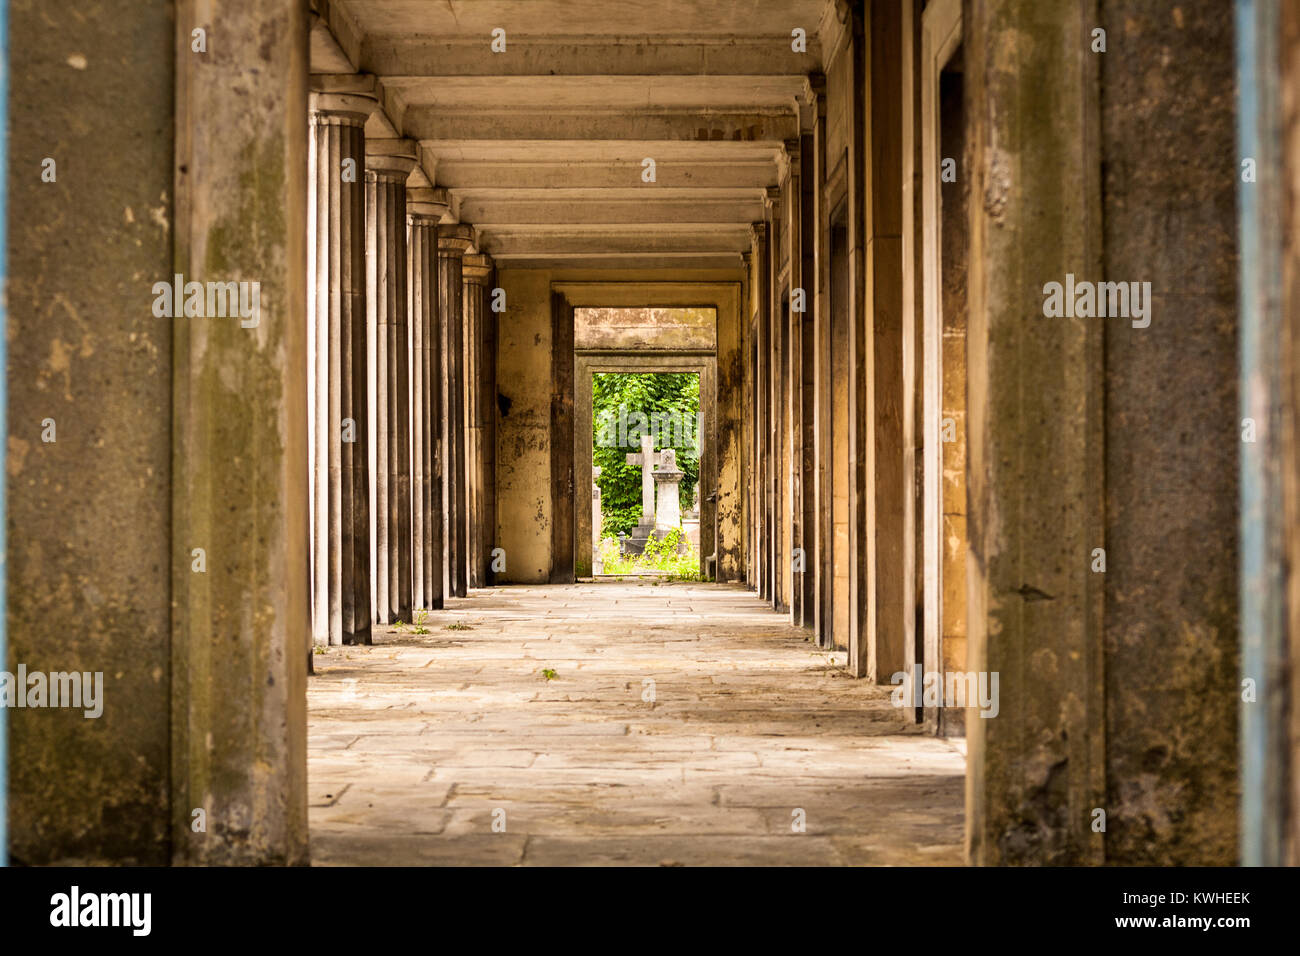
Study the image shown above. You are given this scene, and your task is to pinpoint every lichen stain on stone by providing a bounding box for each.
[5,435,34,482]
[45,336,74,400]
[178,129,294,830]
[982,148,1010,225]
[1028,646,1058,680]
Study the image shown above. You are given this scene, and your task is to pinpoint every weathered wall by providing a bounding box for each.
[825,28,853,184]
[494,268,742,583]
[715,286,745,582]
[496,269,554,582]
[6,0,174,864]
[1098,0,1239,864]
[575,307,716,351]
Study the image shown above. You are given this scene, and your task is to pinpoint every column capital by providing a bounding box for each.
[782,138,801,176]
[365,138,419,180]
[438,223,475,257]
[309,73,379,123]
[800,73,827,132]
[462,254,494,285]
[407,186,450,223]
[749,221,768,245]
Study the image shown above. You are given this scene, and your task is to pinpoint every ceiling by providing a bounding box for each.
[311,0,846,269]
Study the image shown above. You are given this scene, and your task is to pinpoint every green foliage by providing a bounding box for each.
[592,372,700,538]
[597,529,703,580]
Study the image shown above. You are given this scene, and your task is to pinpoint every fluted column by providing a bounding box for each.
[309,81,377,645]
[438,224,475,598]
[365,141,418,625]
[407,187,450,610]
[462,254,492,588]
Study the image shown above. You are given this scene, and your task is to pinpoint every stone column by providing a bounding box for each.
[365,140,418,624]
[407,187,450,610]
[170,0,311,863]
[463,253,493,588]
[439,224,475,598]
[309,78,377,646]
[964,2,1105,864]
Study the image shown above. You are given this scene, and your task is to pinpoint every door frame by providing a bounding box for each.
[575,351,717,578]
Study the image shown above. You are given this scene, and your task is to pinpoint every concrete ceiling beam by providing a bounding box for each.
[380,75,813,111]
[357,37,822,77]
[477,224,752,256]
[495,253,744,270]
[396,108,800,143]
[427,160,778,190]
[456,196,765,225]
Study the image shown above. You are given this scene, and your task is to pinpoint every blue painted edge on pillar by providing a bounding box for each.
[1236,0,1281,868]
[0,0,9,868]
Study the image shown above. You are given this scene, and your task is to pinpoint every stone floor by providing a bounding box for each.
[307,582,966,866]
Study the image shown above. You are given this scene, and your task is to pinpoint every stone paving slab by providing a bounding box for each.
[308,582,966,866]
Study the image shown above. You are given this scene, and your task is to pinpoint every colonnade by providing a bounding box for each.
[308,80,496,644]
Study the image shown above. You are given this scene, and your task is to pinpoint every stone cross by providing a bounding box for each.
[624,434,665,525]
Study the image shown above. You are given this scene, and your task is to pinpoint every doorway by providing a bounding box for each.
[590,371,702,577]
[567,304,718,581]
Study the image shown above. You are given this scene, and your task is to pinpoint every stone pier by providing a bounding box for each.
[438,224,475,598]
[407,187,450,611]
[365,139,418,625]
[463,253,493,587]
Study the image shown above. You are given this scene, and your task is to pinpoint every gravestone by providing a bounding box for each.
[654,448,685,534]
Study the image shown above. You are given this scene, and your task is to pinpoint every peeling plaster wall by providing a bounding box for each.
[495,269,554,582]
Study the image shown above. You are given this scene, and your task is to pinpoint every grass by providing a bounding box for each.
[392,610,431,635]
